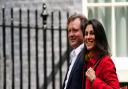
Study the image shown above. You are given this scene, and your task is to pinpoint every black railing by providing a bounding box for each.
[0,3,70,89]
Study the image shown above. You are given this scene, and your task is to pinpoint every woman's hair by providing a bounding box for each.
[84,19,110,57]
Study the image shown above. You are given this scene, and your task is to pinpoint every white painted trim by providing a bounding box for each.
[112,5,116,57]
[82,0,88,17]
[112,57,128,82]
[86,2,128,7]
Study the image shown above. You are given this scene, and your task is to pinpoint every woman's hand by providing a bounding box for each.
[86,67,96,82]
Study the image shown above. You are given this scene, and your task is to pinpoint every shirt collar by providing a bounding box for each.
[70,43,84,63]
[73,43,84,56]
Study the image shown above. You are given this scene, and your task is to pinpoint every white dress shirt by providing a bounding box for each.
[64,43,84,89]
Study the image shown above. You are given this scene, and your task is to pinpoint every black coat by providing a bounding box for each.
[62,48,85,89]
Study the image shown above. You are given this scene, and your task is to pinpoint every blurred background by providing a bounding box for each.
[0,0,128,89]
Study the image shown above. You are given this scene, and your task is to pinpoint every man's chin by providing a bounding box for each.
[70,43,77,48]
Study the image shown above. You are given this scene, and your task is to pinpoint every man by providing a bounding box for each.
[62,14,88,89]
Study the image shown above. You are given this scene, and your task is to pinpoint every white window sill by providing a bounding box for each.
[112,57,128,82]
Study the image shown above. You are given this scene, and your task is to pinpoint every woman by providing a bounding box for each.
[82,19,120,89]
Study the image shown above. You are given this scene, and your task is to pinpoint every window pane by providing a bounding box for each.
[115,7,128,57]
[88,7,112,52]
[88,0,111,3]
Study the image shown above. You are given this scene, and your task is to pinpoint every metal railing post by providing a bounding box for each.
[40,3,48,89]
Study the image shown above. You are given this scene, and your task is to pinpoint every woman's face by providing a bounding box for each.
[84,24,95,51]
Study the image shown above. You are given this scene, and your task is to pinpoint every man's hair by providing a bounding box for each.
[67,14,88,34]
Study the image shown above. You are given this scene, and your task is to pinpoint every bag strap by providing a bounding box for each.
[93,58,102,71]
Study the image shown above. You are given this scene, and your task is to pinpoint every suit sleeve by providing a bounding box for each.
[92,57,120,89]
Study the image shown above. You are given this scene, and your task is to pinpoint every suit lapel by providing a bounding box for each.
[62,66,70,89]
[67,49,84,87]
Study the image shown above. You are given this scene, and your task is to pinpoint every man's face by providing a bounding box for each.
[68,18,84,48]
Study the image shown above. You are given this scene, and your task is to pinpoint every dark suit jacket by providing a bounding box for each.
[62,48,85,89]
